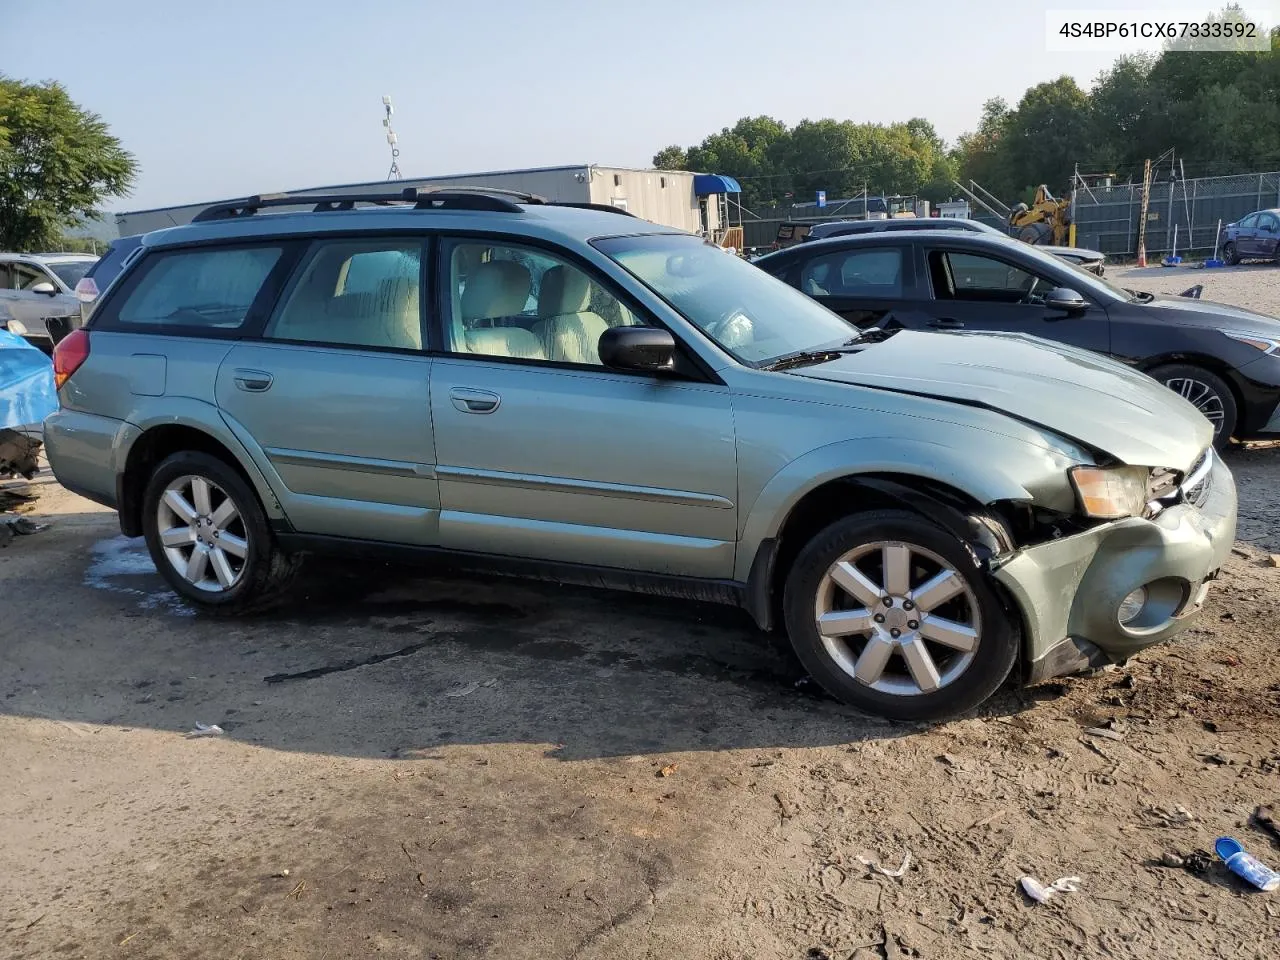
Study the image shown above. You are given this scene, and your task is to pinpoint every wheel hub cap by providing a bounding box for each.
[156,475,249,594]
[814,541,981,697]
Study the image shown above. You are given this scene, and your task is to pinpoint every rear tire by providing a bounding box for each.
[782,510,1017,722]
[1223,241,1239,266]
[1149,364,1237,450]
[141,451,300,615]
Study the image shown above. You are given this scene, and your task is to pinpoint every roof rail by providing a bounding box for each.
[191,186,545,223]
[546,201,637,218]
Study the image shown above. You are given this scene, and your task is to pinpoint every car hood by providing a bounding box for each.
[787,330,1210,469]
[1138,294,1280,332]
[1042,245,1102,260]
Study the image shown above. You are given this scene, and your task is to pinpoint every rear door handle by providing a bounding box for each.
[928,317,965,329]
[449,387,501,414]
[233,368,273,392]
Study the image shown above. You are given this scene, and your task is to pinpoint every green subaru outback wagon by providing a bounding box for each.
[44,188,1236,721]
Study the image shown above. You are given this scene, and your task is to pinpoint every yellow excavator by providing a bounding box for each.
[1008,185,1075,247]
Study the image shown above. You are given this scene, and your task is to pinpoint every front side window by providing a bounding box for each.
[11,263,49,291]
[929,250,1051,304]
[1239,213,1259,229]
[444,240,637,365]
[596,233,859,365]
[115,245,283,329]
[267,239,423,350]
[799,248,903,297]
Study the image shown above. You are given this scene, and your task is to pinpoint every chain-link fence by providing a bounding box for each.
[1070,171,1280,259]
[735,171,1280,258]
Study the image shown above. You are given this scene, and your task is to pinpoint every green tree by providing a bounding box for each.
[652,145,688,170]
[0,76,136,251]
[952,97,1014,197]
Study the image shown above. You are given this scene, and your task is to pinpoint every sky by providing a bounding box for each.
[7,0,1272,213]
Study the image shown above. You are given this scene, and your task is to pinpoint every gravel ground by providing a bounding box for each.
[3,265,1280,960]
[1111,259,1280,315]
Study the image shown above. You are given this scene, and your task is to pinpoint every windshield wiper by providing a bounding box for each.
[762,339,862,371]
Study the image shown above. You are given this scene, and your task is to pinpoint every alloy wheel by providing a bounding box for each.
[1165,377,1225,434]
[155,474,249,592]
[813,541,981,697]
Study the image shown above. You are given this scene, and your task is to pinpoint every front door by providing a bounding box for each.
[214,237,440,545]
[428,237,738,579]
[3,262,67,330]
[918,246,1111,354]
[1254,212,1280,259]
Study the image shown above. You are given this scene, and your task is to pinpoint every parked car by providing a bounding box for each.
[756,230,1280,446]
[1220,208,1280,265]
[0,252,99,351]
[803,218,1107,274]
[45,235,149,346]
[44,188,1235,721]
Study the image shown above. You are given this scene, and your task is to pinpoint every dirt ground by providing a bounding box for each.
[4,263,1280,960]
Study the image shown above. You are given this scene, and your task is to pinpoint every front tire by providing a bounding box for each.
[141,451,299,614]
[1223,241,1239,266]
[1149,364,1237,450]
[783,510,1017,722]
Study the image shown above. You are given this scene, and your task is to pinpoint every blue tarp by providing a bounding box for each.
[0,329,58,428]
[693,174,743,196]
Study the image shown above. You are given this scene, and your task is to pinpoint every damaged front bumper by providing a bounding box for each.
[994,449,1237,683]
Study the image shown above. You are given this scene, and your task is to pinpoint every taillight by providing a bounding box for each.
[53,329,90,388]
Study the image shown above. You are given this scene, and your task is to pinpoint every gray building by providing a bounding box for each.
[114,164,742,239]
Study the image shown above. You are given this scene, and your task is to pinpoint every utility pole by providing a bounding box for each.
[382,95,402,181]
[1136,158,1153,266]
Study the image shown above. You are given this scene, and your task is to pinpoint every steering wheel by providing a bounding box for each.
[706,309,754,349]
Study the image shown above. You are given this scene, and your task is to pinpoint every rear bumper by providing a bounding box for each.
[995,451,1236,682]
[43,408,136,511]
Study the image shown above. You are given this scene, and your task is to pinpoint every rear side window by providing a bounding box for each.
[800,248,903,297]
[114,246,284,330]
[266,239,424,351]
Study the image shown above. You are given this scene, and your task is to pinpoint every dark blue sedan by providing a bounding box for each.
[1221,208,1280,265]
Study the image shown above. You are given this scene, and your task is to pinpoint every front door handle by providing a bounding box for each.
[928,317,965,329]
[233,368,274,392]
[449,387,501,414]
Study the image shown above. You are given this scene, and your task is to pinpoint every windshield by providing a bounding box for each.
[594,234,860,364]
[47,260,96,288]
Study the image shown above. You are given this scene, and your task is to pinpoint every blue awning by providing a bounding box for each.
[693,174,742,195]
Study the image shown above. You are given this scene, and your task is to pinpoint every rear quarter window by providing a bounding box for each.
[106,245,286,333]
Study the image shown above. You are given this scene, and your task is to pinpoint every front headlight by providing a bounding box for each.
[1223,330,1280,355]
[1069,465,1149,518]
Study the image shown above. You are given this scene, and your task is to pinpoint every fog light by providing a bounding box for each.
[4,319,28,336]
[1118,587,1147,625]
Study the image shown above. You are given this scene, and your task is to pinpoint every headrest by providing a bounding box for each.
[461,260,532,320]
[537,265,592,317]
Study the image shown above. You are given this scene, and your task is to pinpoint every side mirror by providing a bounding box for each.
[1045,287,1088,313]
[598,326,676,372]
[31,281,57,296]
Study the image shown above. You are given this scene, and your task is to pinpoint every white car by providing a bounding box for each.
[0,252,99,351]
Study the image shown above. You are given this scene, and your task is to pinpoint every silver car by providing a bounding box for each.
[42,188,1236,721]
[0,252,99,349]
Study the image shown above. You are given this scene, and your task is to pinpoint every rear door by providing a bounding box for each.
[920,245,1110,353]
[1234,213,1261,256]
[215,236,440,545]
